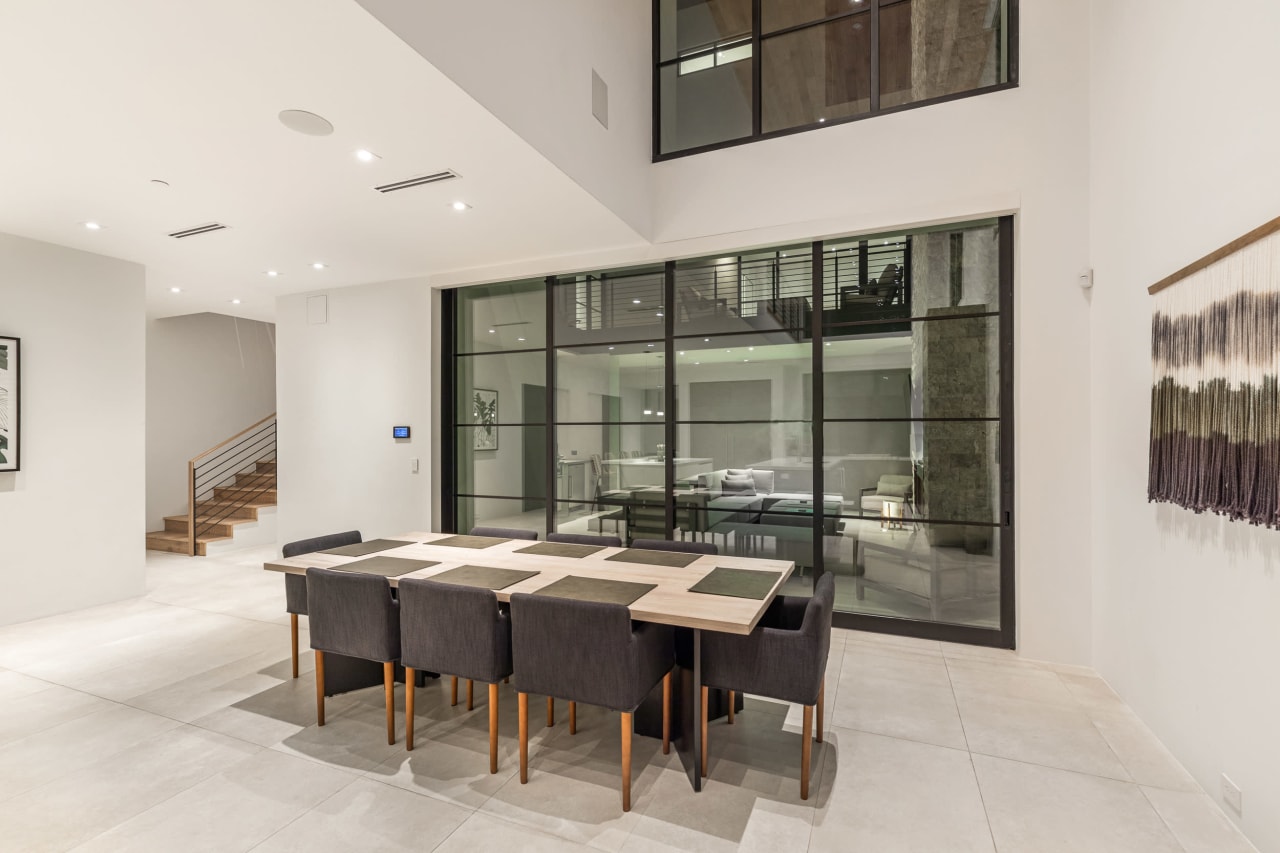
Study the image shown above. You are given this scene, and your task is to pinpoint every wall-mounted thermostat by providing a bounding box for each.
[393,426,410,439]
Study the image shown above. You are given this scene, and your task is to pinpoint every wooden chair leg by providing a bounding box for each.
[315,650,326,727]
[801,704,813,800]
[467,679,474,711]
[569,701,577,735]
[701,685,709,778]
[489,682,500,774]
[405,667,416,750]
[662,672,671,755]
[817,683,825,744]
[547,696,554,727]
[518,692,529,784]
[451,676,458,707]
[621,711,633,812]
[384,661,396,745]
[290,613,299,679]
[728,689,735,724]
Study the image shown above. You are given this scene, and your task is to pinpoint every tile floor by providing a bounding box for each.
[0,545,1257,853]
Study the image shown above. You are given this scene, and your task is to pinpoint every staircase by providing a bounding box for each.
[146,460,277,555]
[146,413,278,556]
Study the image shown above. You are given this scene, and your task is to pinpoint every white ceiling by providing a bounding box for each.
[0,0,648,323]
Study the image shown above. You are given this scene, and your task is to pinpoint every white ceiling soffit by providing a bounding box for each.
[0,0,647,322]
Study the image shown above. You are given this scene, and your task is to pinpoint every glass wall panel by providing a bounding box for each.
[456,496,548,541]
[822,518,1000,628]
[825,421,1000,523]
[762,14,871,133]
[456,426,546,499]
[456,278,545,352]
[762,0,861,33]
[879,0,1008,110]
[821,236,910,319]
[674,336,812,423]
[658,0,752,62]
[553,269,666,346]
[555,344,665,422]
[659,62,753,155]
[556,425,666,492]
[675,248,813,335]
[823,317,999,419]
[455,353,546,425]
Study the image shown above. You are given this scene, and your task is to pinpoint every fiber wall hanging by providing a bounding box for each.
[1148,216,1280,528]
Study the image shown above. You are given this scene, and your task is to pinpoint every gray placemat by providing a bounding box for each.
[430,535,510,549]
[320,538,417,557]
[335,556,440,578]
[430,564,540,591]
[689,567,782,600]
[532,575,656,606]
[514,542,605,558]
[605,548,701,568]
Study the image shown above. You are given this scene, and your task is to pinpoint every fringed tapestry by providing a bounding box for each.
[1148,228,1280,528]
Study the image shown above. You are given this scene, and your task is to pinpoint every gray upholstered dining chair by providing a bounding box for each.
[306,567,401,745]
[700,573,835,799]
[546,532,622,548]
[399,578,513,771]
[282,530,362,679]
[633,539,718,556]
[509,594,673,811]
[469,526,538,540]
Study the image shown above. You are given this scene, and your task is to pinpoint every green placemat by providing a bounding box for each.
[514,542,605,558]
[320,538,417,557]
[605,548,701,568]
[533,575,656,606]
[689,567,782,600]
[430,564,540,591]
[430,535,510,549]
[335,556,440,578]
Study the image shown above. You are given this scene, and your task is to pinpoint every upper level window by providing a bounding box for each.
[655,0,1017,159]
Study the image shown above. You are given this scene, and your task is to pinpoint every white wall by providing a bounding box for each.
[356,0,653,240]
[0,232,146,625]
[145,312,276,530]
[275,279,433,547]
[1089,1,1280,848]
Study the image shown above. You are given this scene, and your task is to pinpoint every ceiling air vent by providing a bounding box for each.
[167,222,229,239]
[373,170,460,194]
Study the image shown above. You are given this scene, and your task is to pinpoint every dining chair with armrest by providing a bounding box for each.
[700,573,834,798]
[282,530,362,679]
[399,578,513,771]
[510,594,674,811]
[469,526,538,540]
[307,567,401,745]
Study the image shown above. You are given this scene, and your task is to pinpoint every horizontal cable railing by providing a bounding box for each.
[187,413,277,555]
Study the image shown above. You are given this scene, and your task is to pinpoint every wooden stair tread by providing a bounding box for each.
[146,529,232,542]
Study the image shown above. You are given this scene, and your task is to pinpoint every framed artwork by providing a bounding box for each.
[472,388,498,451]
[0,335,19,472]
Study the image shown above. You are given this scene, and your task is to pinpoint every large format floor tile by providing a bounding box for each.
[0,545,1253,853]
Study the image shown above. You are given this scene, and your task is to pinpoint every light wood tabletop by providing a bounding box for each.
[264,531,794,635]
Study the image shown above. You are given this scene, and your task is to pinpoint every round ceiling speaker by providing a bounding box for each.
[278,109,334,137]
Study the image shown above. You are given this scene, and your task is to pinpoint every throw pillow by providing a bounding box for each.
[878,483,910,499]
[726,468,752,477]
[721,478,757,496]
[751,469,775,494]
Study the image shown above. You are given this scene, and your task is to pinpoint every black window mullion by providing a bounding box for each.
[811,239,825,579]
[663,260,677,541]
[869,0,881,113]
[441,288,458,533]
[998,215,1016,648]
[545,276,557,536]
[751,0,762,137]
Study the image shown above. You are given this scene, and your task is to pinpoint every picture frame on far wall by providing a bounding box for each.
[0,335,19,472]
[472,388,498,451]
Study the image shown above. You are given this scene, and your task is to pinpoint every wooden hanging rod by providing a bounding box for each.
[1148,214,1280,295]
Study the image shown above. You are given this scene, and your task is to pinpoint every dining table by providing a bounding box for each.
[264,530,794,791]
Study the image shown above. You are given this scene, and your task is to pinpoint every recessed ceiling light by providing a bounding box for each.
[83,221,102,230]
[748,347,754,351]
[488,329,496,334]
[312,262,326,270]
[825,342,831,346]
[647,343,655,347]
[608,346,614,350]
[266,270,280,277]
[818,117,826,123]
[230,299,241,305]
[694,362,700,365]
[354,149,380,162]
[451,201,470,211]
[703,338,710,342]
[656,312,664,317]
[632,299,641,304]
[169,287,181,293]
[643,410,653,416]
[517,337,526,342]
[679,351,685,355]
[656,411,664,416]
